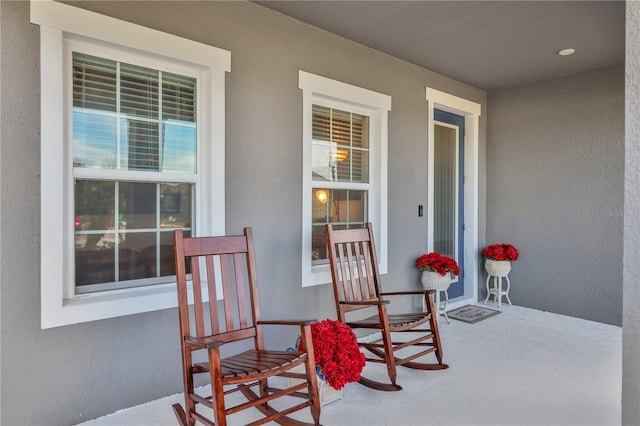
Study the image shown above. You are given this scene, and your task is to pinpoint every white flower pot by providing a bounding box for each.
[288,364,343,405]
[485,259,511,277]
[420,270,452,292]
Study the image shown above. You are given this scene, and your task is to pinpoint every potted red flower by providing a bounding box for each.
[415,252,459,291]
[296,319,365,395]
[482,244,519,276]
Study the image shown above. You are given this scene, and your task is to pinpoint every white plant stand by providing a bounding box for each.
[435,290,450,324]
[484,274,512,308]
[420,271,452,323]
[483,259,512,309]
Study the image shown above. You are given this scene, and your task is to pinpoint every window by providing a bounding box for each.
[311,105,370,262]
[299,71,391,287]
[73,52,197,293]
[32,0,230,328]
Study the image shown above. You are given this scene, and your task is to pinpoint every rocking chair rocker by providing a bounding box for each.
[325,223,448,392]
[172,228,321,426]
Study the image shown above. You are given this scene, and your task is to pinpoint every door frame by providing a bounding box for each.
[426,87,481,307]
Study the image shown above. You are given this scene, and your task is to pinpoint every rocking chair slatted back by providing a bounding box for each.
[326,225,381,315]
[176,231,261,346]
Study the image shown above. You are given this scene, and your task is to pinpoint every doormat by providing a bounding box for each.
[446,305,501,324]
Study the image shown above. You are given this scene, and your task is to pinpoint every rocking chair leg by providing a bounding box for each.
[379,307,398,388]
[358,346,403,391]
[426,292,445,364]
[183,386,196,426]
[210,352,228,426]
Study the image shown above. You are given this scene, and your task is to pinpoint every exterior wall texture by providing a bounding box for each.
[623,1,640,423]
[487,64,624,326]
[0,1,486,424]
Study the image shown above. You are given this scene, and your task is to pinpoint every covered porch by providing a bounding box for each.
[80,305,621,426]
[1,1,636,425]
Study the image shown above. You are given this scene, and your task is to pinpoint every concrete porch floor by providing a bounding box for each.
[78,304,621,426]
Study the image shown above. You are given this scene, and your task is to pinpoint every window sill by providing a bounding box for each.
[302,265,333,288]
[43,283,179,328]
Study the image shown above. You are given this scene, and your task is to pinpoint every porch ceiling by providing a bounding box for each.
[253,0,625,90]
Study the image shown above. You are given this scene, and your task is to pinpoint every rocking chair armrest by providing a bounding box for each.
[339,300,390,306]
[257,319,318,327]
[381,290,436,296]
[184,335,225,349]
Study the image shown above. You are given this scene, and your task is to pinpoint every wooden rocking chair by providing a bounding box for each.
[325,223,448,392]
[172,228,321,426]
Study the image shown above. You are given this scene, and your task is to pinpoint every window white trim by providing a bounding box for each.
[299,71,390,287]
[426,87,481,308]
[32,0,230,328]
[30,0,231,71]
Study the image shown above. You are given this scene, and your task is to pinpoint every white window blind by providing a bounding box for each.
[311,105,369,183]
[72,52,196,173]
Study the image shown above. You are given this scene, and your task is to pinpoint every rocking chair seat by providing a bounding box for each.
[193,349,307,381]
[347,312,432,329]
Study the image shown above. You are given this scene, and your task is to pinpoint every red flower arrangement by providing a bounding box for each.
[415,252,460,277]
[483,244,519,261]
[298,319,365,390]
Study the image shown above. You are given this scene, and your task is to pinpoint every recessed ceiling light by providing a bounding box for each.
[558,48,575,56]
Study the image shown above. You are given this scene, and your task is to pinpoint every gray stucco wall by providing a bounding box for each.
[0,1,486,424]
[623,1,640,423]
[486,64,624,326]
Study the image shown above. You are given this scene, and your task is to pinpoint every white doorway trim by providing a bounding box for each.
[426,87,481,308]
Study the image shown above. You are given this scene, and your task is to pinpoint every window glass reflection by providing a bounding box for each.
[310,188,367,264]
[74,179,192,289]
